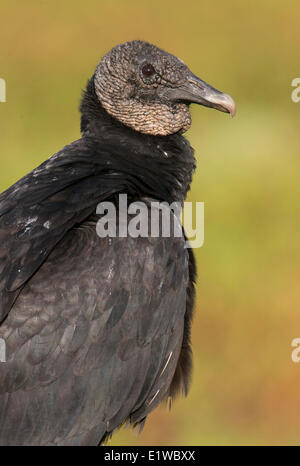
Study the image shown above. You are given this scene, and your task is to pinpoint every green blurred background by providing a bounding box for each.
[1,0,300,446]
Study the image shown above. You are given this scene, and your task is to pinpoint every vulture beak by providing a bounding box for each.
[170,73,236,118]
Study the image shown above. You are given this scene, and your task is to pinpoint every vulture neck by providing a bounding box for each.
[80,77,196,203]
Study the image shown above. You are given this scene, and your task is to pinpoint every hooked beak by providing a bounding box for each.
[169,73,236,118]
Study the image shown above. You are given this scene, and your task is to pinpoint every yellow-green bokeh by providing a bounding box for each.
[0,0,300,445]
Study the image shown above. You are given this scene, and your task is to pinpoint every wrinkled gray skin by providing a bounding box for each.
[95,41,192,135]
[0,40,235,445]
[95,41,235,136]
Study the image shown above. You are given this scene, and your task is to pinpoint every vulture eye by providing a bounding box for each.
[141,63,156,78]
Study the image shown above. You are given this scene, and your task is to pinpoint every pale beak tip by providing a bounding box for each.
[224,93,236,118]
[230,102,236,118]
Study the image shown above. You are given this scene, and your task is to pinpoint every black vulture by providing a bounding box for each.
[0,41,235,445]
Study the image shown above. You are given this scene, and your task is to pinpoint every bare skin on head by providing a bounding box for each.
[94,40,236,136]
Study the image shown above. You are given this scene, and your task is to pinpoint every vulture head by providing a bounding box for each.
[93,40,236,136]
